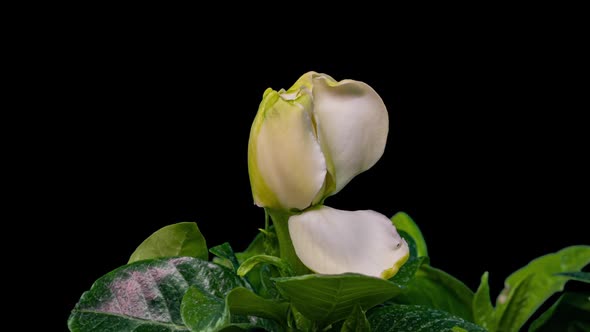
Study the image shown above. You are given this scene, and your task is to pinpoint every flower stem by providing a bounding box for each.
[267,209,310,276]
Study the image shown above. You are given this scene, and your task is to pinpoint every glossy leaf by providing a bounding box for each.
[235,231,266,262]
[529,292,590,332]
[556,271,590,283]
[341,304,370,332]
[232,229,282,299]
[389,256,427,286]
[367,304,486,332]
[495,245,590,332]
[288,306,312,331]
[252,264,281,299]
[182,286,283,332]
[210,242,240,271]
[451,327,468,332]
[176,265,281,332]
[238,255,293,278]
[216,226,279,270]
[181,286,229,332]
[472,272,496,331]
[273,273,404,327]
[129,222,208,263]
[68,257,246,332]
[393,265,474,321]
[226,287,289,324]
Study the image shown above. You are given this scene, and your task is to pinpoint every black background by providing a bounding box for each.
[54,17,588,329]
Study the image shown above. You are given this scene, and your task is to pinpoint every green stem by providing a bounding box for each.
[267,209,310,276]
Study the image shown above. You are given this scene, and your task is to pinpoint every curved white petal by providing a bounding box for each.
[289,206,409,278]
[252,90,327,210]
[312,76,388,194]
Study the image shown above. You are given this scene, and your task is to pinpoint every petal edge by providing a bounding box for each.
[289,206,409,278]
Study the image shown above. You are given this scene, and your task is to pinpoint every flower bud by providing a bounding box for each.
[248,72,388,210]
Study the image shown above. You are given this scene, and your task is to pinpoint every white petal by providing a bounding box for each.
[312,76,388,194]
[254,90,327,210]
[289,206,409,278]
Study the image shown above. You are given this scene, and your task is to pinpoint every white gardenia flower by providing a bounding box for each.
[289,206,409,278]
[248,72,388,210]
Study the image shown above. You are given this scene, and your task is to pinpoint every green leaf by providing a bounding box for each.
[341,304,370,332]
[529,292,590,332]
[393,265,474,322]
[288,306,313,331]
[473,272,496,331]
[231,229,282,300]
[213,235,266,270]
[232,226,279,264]
[557,271,590,283]
[68,257,246,332]
[495,245,590,332]
[217,323,275,331]
[213,257,235,270]
[273,273,404,328]
[210,242,240,271]
[181,286,230,332]
[398,230,419,261]
[252,264,281,299]
[261,228,280,258]
[129,222,208,263]
[238,255,293,278]
[451,327,469,332]
[391,212,428,258]
[367,304,486,332]
[385,232,427,289]
[389,256,427,286]
[216,325,256,332]
[235,231,266,262]
[226,287,289,324]
[182,286,283,332]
